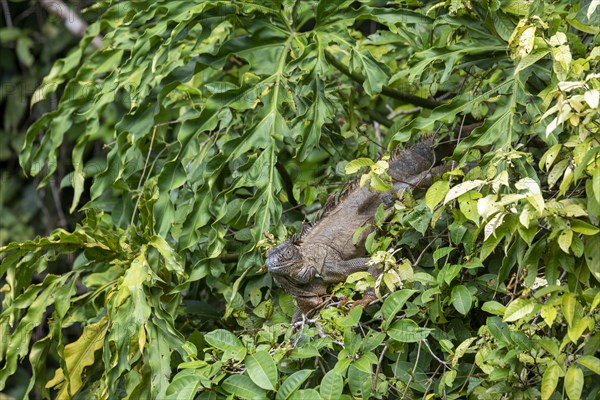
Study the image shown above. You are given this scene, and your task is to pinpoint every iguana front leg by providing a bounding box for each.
[320,257,380,283]
[289,258,381,321]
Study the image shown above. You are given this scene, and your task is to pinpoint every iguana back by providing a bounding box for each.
[301,136,437,258]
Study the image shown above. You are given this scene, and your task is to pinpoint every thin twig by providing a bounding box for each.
[401,340,422,399]
[374,121,382,146]
[414,231,445,267]
[372,344,388,393]
[131,125,157,225]
[422,339,449,368]
[387,106,422,119]
[49,178,68,228]
[423,364,442,399]
[39,0,103,48]
[1,0,13,27]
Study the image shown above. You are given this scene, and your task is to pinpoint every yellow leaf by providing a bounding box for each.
[452,337,476,367]
[425,180,450,210]
[540,305,557,327]
[557,229,573,254]
[562,293,576,327]
[565,366,583,400]
[576,355,600,375]
[539,144,562,171]
[503,298,535,322]
[517,26,536,58]
[46,315,108,399]
[138,325,147,354]
[567,317,591,343]
[541,363,560,400]
[519,181,544,215]
[458,191,481,224]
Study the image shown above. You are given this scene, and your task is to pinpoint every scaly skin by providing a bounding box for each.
[266,136,450,320]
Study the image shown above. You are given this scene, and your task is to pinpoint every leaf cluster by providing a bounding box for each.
[1,0,599,399]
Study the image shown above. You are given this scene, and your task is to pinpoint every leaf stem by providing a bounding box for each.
[131,125,157,225]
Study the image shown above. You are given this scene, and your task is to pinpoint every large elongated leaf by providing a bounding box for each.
[276,370,313,400]
[319,370,343,400]
[245,350,278,391]
[204,329,247,361]
[381,289,416,328]
[387,319,433,343]
[222,374,267,400]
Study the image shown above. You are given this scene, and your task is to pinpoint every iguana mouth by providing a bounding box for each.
[266,256,298,272]
[265,254,282,271]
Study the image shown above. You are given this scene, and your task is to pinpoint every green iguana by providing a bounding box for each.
[266,135,452,320]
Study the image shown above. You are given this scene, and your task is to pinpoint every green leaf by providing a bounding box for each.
[276,370,313,400]
[387,319,432,343]
[290,389,322,400]
[481,301,506,316]
[451,285,472,315]
[345,158,374,174]
[349,48,390,95]
[571,219,600,235]
[340,305,363,327]
[515,49,550,73]
[441,369,457,387]
[148,235,185,275]
[503,298,536,322]
[585,235,600,281]
[245,351,278,391]
[0,274,65,389]
[540,363,560,400]
[593,167,600,203]
[562,293,576,327]
[576,355,600,375]
[204,329,246,361]
[16,36,34,67]
[166,369,210,400]
[291,344,320,359]
[565,365,583,400]
[433,247,454,265]
[319,370,343,400]
[425,180,450,210]
[558,229,573,253]
[222,374,267,400]
[381,289,416,327]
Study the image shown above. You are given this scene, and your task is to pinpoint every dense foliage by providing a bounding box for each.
[1,0,599,399]
[1,0,86,246]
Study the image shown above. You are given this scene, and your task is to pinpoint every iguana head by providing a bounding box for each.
[265,240,302,274]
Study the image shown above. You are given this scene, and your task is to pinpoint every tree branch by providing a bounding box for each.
[220,252,240,263]
[324,50,442,109]
[39,0,103,48]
